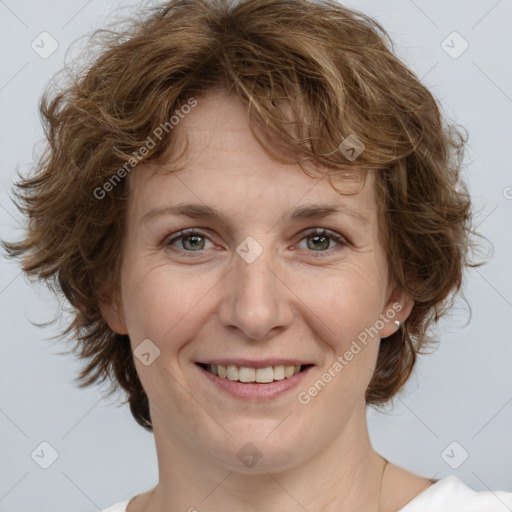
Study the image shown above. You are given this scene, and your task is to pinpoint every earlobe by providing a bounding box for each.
[378,287,414,339]
[99,298,128,335]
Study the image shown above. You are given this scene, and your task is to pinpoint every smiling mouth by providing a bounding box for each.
[196,363,313,383]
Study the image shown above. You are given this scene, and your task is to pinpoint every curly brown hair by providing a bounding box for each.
[2,0,480,432]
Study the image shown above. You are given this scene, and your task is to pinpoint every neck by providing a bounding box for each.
[144,402,386,512]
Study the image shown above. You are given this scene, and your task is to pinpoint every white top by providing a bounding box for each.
[100,475,512,511]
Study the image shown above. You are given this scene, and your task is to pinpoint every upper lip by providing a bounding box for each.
[197,359,314,368]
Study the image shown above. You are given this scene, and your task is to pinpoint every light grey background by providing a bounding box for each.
[1,1,511,511]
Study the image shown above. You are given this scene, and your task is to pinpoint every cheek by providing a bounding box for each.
[298,260,386,345]
[120,259,220,344]
[298,272,383,410]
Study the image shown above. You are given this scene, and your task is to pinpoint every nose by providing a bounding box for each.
[217,245,294,341]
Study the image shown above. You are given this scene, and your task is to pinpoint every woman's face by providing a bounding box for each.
[103,92,410,472]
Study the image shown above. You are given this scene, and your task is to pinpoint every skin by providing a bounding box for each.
[101,91,435,511]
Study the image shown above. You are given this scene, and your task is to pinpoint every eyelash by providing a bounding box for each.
[165,227,348,258]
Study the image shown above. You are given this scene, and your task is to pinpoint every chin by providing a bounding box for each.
[205,423,314,474]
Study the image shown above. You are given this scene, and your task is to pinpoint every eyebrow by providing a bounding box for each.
[141,202,370,226]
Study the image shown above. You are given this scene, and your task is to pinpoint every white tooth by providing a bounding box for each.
[212,364,303,382]
[239,366,256,382]
[255,367,274,383]
[226,365,239,381]
[273,365,285,380]
[284,365,295,378]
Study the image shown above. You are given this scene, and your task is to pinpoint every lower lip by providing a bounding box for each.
[196,364,314,401]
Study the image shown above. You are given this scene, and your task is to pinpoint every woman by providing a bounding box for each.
[3,0,511,510]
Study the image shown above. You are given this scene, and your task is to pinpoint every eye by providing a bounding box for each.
[165,227,348,258]
[296,227,347,256]
[166,228,214,255]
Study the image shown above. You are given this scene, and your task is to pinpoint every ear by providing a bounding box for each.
[378,283,414,339]
[99,293,128,335]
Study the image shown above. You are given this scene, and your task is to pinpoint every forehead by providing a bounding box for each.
[126,92,376,223]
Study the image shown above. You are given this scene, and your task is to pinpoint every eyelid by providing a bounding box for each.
[165,227,349,257]
[165,228,215,252]
[297,227,349,256]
